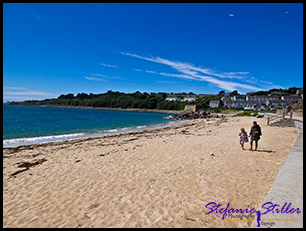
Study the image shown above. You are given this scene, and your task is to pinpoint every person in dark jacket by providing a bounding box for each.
[249,121,262,151]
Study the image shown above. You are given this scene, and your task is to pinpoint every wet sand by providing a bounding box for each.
[3,116,300,228]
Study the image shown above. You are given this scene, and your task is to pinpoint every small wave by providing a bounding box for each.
[3,120,188,148]
[3,133,86,148]
[163,115,180,120]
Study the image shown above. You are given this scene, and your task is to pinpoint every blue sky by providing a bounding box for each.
[3,3,303,102]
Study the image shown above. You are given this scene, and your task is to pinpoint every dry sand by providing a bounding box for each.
[3,116,300,228]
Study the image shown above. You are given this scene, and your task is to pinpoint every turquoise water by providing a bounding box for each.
[3,104,182,147]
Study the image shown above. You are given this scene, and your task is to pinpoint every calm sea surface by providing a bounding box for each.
[3,104,183,148]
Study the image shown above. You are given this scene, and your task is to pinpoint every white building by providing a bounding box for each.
[231,95,245,101]
[182,97,198,102]
[266,99,288,108]
[281,95,300,103]
[296,88,303,96]
[224,100,257,109]
[221,96,232,102]
[246,95,278,104]
[165,97,179,101]
[209,100,220,108]
[253,104,267,111]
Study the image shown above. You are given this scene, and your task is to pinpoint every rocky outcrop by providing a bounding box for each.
[169,111,224,120]
[269,118,295,127]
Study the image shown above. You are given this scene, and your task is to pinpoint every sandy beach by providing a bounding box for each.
[3,116,300,228]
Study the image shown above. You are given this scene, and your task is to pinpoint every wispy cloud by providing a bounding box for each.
[32,11,43,21]
[84,76,107,81]
[157,72,194,80]
[3,87,57,102]
[121,52,263,92]
[122,52,249,80]
[85,74,125,82]
[134,69,143,72]
[156,80,182,84]
[90,73,125,80]
[245,77,258,84]
[258,80,283,89]
[90,73,109,77]
[244,76,283,90]
[24,10,44,22]
[3,89,54,96]
[3,87,28,90]
[145,70,157,74]
[101,63,117,68]
[259,80,274,85]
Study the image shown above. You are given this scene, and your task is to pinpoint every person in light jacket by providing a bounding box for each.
[239,127,248,150]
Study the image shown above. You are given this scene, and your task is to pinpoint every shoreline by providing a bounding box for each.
[3,119,189,150]
[3,104,185,149]
[3,119,192,153]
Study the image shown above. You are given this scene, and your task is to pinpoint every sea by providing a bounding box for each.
[3,104,184,148]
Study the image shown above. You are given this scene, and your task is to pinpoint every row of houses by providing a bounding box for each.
[210,95,301,110]
[165,91,302,110]
[165,96,198,102]
[221,95,300,103]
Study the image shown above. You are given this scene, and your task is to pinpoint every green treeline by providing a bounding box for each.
[11,90,218,111]
[248,87,300,96]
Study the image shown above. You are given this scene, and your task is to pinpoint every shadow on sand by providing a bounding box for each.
[256,150,276,153]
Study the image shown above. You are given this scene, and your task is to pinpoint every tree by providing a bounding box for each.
[231,90,239,96]
[58,94,66,99]
[58,93,74,99]
[158,92,167,100]
[132,91,146,100]
[253,91,268,96]
[72,99,80,106]
[76,93,89,99]
[143,92,149,98]
[287,87,299,95]
[218,90,225,96]
[147,98,158,109]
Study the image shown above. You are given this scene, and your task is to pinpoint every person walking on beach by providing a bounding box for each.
[249,121,262,151]
[239,127,248,150]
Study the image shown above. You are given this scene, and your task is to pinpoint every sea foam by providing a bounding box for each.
[3,120,187,148]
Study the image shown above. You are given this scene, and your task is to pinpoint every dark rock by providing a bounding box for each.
[170,110,216,120]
